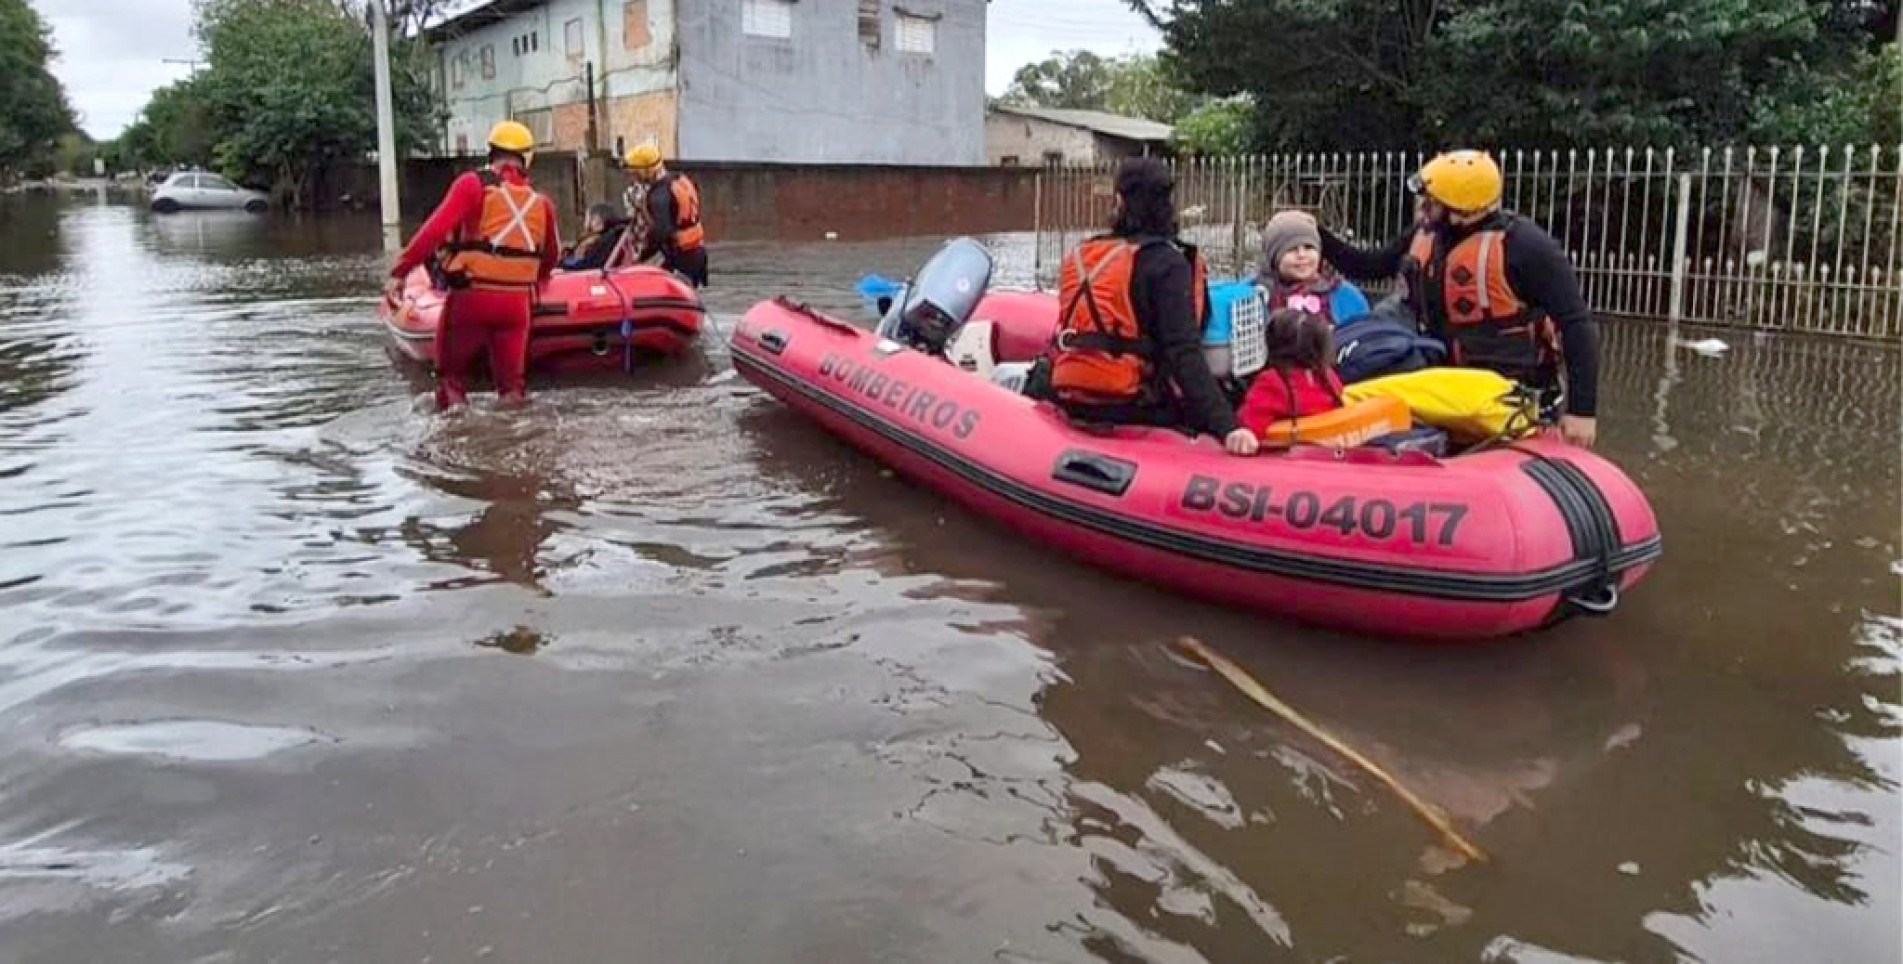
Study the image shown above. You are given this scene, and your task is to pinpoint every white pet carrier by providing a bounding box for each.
[1227,288,1270,379]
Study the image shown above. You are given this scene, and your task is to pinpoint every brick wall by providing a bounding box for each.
[334,156,1042,242]
[582,158,1041,241]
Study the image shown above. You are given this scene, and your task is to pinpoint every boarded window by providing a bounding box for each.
[480,44,495,78]
[742,0,794,39]
[623,0,650,50]
[565,18,584,58]
[895,13,934,54]
[857,0,880,47]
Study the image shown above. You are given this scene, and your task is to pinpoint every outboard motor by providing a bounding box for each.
[876,237,994,355]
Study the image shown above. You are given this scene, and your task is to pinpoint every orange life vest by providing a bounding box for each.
[1052,236,1206,404]
[442,169,552,289]
[1403,218,1558,382]
[656,172,704,252]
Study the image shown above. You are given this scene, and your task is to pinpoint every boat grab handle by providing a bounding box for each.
[758,330,789,355]
[1051,450,1138,497]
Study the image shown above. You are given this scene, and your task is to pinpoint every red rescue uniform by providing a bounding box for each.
[391,165,561,408]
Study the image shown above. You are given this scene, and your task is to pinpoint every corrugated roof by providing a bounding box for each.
[422,0,548,41]
[988,105,1174,143]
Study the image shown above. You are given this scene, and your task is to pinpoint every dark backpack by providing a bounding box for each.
[1333,298,1447,383]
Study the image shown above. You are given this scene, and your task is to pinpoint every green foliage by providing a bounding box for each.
[0,0,76,179]
[114,79,220,172]
[1174,96,1257,156]
[1749,44,1903,146]
[187,0,436,206]
[56,132,97,177]
[1103,54,1203,124]
[1136,0,1437,149]
[1427,0,1830,145]
[1001,50,1117,110]
[1130,0,1897,150]
[1002,50,1203,123]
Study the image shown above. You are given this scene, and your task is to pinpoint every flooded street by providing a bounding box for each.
[1,195,1897,962]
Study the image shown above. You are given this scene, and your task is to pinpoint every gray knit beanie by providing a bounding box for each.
[1257,210,1322,283]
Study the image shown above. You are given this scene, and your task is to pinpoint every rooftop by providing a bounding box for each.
[987,104,1174,144]
[420,0,548,41]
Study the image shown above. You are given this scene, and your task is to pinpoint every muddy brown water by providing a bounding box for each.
[0,196,1897,963]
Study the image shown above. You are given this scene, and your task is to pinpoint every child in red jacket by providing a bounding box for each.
[1237,309,1345,437]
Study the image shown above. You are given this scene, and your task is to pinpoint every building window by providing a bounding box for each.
[530,31,539,52]
[742,0,794,39]
[565,18,584,58]
[1000,155,1020,167]
[1042,150,1064,167]
[451,52,466,88]
[455,132,470,154]
[895,12,935,54]
[857,0,880,47]
[517,109,554,147]
[480,44,495,78]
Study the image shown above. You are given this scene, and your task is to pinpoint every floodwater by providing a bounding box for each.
[0,195,1896,964]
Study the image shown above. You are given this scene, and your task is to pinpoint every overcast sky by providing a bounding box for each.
[34,0,1162,140]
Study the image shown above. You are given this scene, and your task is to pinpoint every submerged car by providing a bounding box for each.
[150,171,269,213]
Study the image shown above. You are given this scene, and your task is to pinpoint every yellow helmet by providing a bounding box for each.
[624,144,663,172]
[487,120,536,155]
[1411,150,1503,213]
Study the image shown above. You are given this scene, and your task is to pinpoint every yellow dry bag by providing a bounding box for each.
[1341,367,1541,444]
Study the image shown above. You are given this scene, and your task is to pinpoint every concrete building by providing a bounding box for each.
[984,105,1173,166]
[426,0,986,165]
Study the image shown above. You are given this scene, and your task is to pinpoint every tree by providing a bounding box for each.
[1424,0,1843,146]
[0,0,76,180]
[1129,0,1441,149]
[1173,96,1256,156]
[1002,49,1206,123]
[1127,0,1896,150]
[1102,54,1203,125]
[56,131,97,177]
[1001,50,1119,111]
[188,0,437,206]
[115,78,220,172]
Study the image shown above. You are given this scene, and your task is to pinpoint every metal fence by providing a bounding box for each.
[1032,145,1903,341]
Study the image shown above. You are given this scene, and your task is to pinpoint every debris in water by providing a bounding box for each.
[1677,337,1730,356]
[1619,862,1641,876]
[1174,635,1488,864]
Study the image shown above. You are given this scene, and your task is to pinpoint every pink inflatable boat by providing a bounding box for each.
[730,291,1660,641]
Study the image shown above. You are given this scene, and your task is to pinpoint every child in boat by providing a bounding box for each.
[1237,308,1346,437]
[1256,210,1370,325]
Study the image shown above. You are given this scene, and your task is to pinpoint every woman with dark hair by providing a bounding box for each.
[1045,157,1257,456]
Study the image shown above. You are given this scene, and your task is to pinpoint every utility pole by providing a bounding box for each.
[371,0,402,253]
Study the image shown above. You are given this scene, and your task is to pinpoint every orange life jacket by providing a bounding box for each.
[1052,236,1206,405]
[656,172,704,252]
[442,170,552,289]
[1403,218,1558,382]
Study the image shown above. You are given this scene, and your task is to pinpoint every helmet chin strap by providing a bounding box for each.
[1446,204,1499,227]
